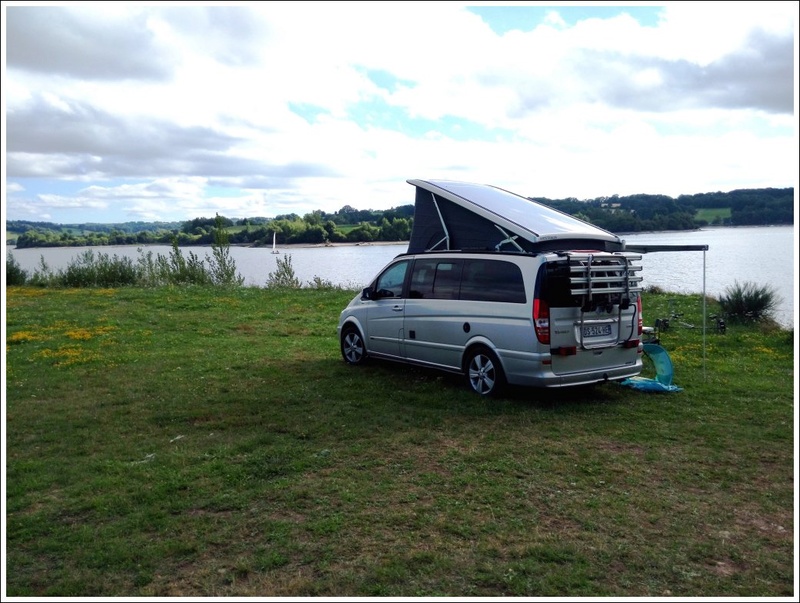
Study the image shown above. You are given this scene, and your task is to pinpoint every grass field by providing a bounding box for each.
[694,208,732,223]
[4,285,796,597]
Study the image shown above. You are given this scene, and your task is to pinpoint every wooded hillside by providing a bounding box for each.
[7,187,793,248]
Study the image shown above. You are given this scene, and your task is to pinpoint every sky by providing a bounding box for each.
[2,1,798,225]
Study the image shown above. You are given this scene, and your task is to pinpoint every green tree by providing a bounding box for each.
[346,222,380,242]
[304,210,325,225]
[323,220,347,242]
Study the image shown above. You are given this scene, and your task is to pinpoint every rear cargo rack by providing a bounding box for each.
[566,252,643,298]
[561,252,644,349]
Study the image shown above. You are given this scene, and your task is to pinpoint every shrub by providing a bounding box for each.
[307,275,342,290]
[28,256,55,287]
[6,252,28,285]
[207,216,245,287]
[266,254,301,289]
[135,250,162,287]
[164,241,211,285]
[59,250,139,287]
[134,243,216,287]
[717,280,781,324]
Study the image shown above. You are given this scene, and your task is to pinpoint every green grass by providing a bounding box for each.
[4,286,795,597]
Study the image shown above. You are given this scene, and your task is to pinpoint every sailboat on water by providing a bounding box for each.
[271,231,280,254]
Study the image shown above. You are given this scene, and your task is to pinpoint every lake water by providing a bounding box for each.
[6,225,796,327]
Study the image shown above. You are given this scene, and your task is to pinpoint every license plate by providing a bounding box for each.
[583,324,612,338]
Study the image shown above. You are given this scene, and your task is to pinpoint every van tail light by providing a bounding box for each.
[637,296,643,335]
[533,298,550,345]
[553,346,577,356]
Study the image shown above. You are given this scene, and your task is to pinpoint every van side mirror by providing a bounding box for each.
[361,287,375,300]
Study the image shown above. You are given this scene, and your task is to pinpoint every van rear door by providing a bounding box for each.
[539,253,642,375]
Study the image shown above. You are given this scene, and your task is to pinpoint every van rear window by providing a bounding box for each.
[461,260,526,303]
[541,259,638,309]
[409,260,462,299]
[541,262,580,307]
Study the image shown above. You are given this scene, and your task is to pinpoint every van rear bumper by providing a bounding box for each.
[500,351,642,388]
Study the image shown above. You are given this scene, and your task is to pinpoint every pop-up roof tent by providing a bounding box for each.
[406,179,627,254]
[406,178,712,378]
[406,178,708,256]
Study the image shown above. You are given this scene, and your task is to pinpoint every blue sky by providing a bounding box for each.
[468,5,663,32]
[2,2,798,225]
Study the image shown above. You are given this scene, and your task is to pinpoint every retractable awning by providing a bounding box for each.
[624,244,709,253]
[623,242,711,380]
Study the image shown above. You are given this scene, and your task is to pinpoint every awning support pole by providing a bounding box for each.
[703,249,707,381]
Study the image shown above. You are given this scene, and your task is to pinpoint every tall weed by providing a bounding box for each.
[718,280,781,324]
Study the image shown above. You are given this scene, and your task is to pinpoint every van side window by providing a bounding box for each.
[461,259,526,303]
[375,260,410,297]
[409,260,462,299]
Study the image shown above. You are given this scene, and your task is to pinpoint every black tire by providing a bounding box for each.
[464,345,505,396]
[340,325,367,365]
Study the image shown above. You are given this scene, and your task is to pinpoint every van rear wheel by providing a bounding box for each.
[465,346,505,396]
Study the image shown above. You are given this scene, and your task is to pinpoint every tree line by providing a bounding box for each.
[535,187,793,233]
[7,187,793,249]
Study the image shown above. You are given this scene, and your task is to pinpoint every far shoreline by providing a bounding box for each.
[6,240,411,250]
[6,224,793,250]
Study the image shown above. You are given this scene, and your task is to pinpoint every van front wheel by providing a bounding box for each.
[341,326,367,365]
[465,346,505,396]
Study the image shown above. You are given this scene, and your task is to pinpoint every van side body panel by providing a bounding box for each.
[403,298,535,372]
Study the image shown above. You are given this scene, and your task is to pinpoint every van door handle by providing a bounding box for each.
[392,305,403,312]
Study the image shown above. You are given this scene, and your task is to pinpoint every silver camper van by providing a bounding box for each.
[337,179,645,396]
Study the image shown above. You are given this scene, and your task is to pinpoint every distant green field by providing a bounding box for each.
[694,208,731,222]
[225,224,360,234]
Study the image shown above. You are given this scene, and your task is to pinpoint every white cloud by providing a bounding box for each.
[655,1,796,64]
[3,1,797,223]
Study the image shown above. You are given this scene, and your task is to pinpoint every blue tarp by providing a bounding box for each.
[620,376,683,393]
[621,343,683,393]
